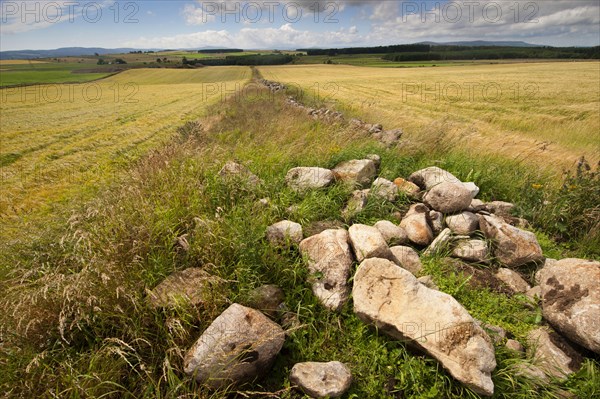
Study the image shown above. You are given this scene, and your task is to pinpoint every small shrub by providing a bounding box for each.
[532,157,600,257]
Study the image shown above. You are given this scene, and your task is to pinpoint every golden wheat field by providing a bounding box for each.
[0,60,49,65]
[260,62,600,168]
[0,67,251,217]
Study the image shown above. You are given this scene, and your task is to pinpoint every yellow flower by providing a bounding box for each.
[531,184,543,189]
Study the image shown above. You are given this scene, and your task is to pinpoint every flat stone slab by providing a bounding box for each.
[479,215,544,268]
[451,239,489,263]
[184,304,285,388]
[286,167,335,192]
[266,220,303,246]
[348,224,392,262]
[332,159,377,187]
[538,258,600,354]
[353,258,496,396]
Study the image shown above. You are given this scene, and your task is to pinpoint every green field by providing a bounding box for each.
[158,50,268,59]
[0,61,114,87]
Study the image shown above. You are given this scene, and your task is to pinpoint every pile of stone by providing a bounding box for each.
[148,158,599,398]
[284,96,345,122]
[259,78,402,146]
[258,79,286,92]
[349,118,404,147]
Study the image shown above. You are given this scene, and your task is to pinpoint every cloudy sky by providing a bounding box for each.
[1,0,599,51]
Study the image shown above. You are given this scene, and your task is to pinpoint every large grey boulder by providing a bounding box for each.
[409,166,461,190]
[374,220,408,245]
[286,167,335,192]
[290,361,352,398]
[445,212,479,235]
[147,268,224,308]
[266,220,303,246]
[451,240,489,263]
[218,161,262,187]
[299,229,354,311]
[538,258,600,354]
[389,246,423,276]
[353,258,496,396]
[478,215,544,268]
[184,304,285,388]
[423,181,473,214]
[495,268,531,294]
[332,159,377,187]
[527,327,583,379]
[400,204,434,246]
[348,224,392,262]
[371,178,398,201]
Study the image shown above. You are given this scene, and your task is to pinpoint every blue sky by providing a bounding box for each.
[1,1,599,51]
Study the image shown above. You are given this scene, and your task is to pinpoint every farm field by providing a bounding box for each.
[0,66,251,223]
[260,62,600,168]
[0,60,50,65]
[157,50,268,59]
[293,53,474,67]
[0,61,114,87]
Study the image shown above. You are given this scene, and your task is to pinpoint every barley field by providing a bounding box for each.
[260,62,600,168]
[0,67,251,219]
[0,60,50,65]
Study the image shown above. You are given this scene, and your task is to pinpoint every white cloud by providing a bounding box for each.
[370,2,399,21]
[183,3,216,25]
[123,23,359,49]
[363,1,600,46]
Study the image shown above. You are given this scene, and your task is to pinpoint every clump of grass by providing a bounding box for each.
[529,157,600,258]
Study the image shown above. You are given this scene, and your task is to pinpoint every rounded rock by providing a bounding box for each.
[290,361,352,398]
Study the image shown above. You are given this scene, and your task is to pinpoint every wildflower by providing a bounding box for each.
[531,183,542,189]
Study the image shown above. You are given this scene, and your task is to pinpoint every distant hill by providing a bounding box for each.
[0,46,249,60]
[419,40,542,47]
[0,47,140,60]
